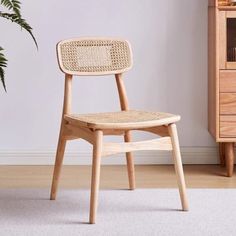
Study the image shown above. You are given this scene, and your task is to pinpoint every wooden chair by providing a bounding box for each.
[50,38,189,224]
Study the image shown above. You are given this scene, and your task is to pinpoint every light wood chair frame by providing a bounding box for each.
[50,38,189,224]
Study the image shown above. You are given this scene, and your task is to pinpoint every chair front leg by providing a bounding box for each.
[50,128,67,200]
[89,130,103,224]
[124,131,135,190]
[168,124,189,211]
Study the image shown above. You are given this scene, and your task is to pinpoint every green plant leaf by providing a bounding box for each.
[1,0,21,17]
[0,47,7,92]
[0,1,38,91]
[0,12,38,49]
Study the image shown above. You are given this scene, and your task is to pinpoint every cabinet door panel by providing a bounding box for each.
[220,93,236,114]
[226,12,236,69]
[220,115,236,137]
[219,11,236,69]
[220,71,236,92]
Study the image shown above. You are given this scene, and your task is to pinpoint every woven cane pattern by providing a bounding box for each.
[58,39,132,75]
[65,110,180,129]
[66,110,175,123]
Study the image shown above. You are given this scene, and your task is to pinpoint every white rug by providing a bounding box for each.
[0,188,235,236]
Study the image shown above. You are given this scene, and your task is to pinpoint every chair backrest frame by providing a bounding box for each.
[57,38,132,118]
[57,37,133,76]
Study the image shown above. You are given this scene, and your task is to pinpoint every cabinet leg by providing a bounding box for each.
[225,142,235,177]
[219,143,225,167]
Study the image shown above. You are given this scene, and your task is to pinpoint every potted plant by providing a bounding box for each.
[0,0,37,91]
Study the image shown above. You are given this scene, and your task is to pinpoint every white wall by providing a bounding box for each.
[0,0,216,164]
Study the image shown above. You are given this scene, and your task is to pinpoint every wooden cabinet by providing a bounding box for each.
[208,0,236,176]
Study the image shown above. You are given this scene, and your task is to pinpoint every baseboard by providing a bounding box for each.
[0,147,222,165]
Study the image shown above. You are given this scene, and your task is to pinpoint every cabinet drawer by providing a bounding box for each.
[220,93,236,114]
[220,116,236,137]
[220,71,236,92]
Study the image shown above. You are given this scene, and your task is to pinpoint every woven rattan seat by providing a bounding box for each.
[65,110,180,129]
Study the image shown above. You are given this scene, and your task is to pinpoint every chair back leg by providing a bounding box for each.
[50,130,67,200]
[89,130,103,224]
[124,131,135,190]
[168,124,189,211]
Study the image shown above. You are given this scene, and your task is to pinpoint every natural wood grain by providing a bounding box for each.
[124,131,135,190]
[50,74,72,200]
[168,124,188,211]
[102,137,172,157]
[97,126,169,137]
[1,165,236,189]
[102,129,125,136]
[115,73,129,111]
[218,6,236,10]
[215,6,220,141]
[66,124,95,144]
[220,93,236,114]
[219,142,226,166]
[140,126,169,137]
[226,62,236,69]
[220,70,236,92]
[220,115,236,137]
[62,74,73,115]
[226,10,236,17]
[208,5,219,139]
[115,73,135,190]
[225,142,235,177]
[219,11,226,69]
[208,1,236,146]
[50,137,67,200]
[220,115,236,122]
[208,0,218,7]
[89,130,103,224]
[209,3,236,176]
[225,11,236,69]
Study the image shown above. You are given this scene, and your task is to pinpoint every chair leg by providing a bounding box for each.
[168,124,189,211]
[50,131,67,200]
[124,131,135,190]
[89,130,103,224]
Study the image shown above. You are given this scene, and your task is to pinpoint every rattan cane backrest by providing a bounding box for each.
[57,38,133,76]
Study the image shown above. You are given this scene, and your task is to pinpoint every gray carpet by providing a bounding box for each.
[0,188,235,236]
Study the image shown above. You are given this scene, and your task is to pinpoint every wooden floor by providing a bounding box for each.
[0,165,235,189]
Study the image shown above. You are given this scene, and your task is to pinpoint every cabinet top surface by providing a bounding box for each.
[209,0,236,9]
